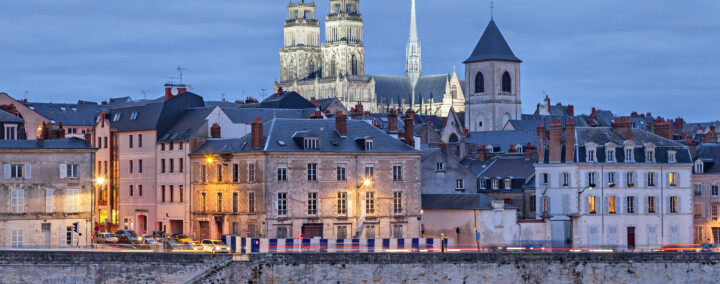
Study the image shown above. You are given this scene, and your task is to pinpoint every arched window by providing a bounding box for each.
[475,72,485,93]
[451,85,458,99]
[288,61,295,80]
[293,11,299,20]
[502,72,512,93]
[449,133,459,143]
[308,60,315,78]
[330,57,337,78]
[351,55,358,75]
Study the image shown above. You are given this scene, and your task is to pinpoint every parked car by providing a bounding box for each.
[144,237,159,245]
[184,241,204,251]
[95,232,119,244]
[168,234,192,243]
[701,244,719,252]
[151,231,168,241]
[201,240,230,253]
[114,230,142,244]
[164,240,184,250]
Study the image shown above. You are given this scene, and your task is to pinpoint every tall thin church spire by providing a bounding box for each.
[406,0,422,89]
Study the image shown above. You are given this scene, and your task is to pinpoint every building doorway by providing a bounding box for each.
[627,227,636,250]
[170,220,183,234]
[214,216,224,239]
[137,215,147,234]
[713,227,720,244]
[199,221,210,241]
[42,223,51,249]
[302,224,323,239]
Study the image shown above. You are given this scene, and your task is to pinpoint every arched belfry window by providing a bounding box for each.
[502,72,512,93]
[475,72,485,93]
[330,57,337,78]
[308,60,315,78]
[351,55,358,75]
[451,85,458,99]
[288,61,295,80]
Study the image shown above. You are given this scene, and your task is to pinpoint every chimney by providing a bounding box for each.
[463,128,469,137]
[477,146,489,161]
[277,87,284,95]
[210,123,222,139]
[387,108,398,132]
[403,109,415,148]
[164,83,188,100]
[509,145,518,153]
[310,110,324,119]
[101,100,108,105]
[372,120,382,129]
[567,105,574,116]
[612,117,633,140]
[525,143,537,159]
[545,95,551,110]
[537,123,546,163]
[41,122,49,140]
[335,111,347,136]
[251,117,263,148]
[84,132,93,146]
[706,132,718,144]
[310,97,318,107]
[549,120,563,163]
[652,118,672,140]
[57,122,66,139]
[565,119,576,162]
[590,107,597,126]
[351,103,364,120]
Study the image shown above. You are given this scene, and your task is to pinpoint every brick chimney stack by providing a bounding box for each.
[537,123,546,163]
[164,83,187,100]
[525,143,537,159]
[509,145,518,153]
[549,120,564,163]
[210,123,221,139]
[351,103,364,120]
[567,105,574,116]
[612,117,633,140]
[387,108,398,132]
[251,117,263,148]
[403,109,415,148]
[372,120,382,129]
[310,97,318,107]
[477,146,489,161]
[335,111,347,136]
[652,118,673,140]
[310,110,324,119]
[84,132,93,146]
[565,119,576,163]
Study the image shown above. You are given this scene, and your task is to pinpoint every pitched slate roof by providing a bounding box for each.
[0,137,95,150]
[464,20,521,63]
[222,108,314,125]
[415,74,449,104]
[422,194,515,210]
[205,101,242,108]
[372,74,450,105]
[464,157,535,179]
[464,130,538,153]
[254,91,316,109]
[694,144,720,174]
[567,127,693,164]
[21,102,102,126]
[0,109,22,123]
[158,107,215,142]
[192,119,420,155]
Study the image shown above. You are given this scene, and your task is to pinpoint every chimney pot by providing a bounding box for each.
[251,117,263,148]
[335,112,347,136]
[210,123,222,139]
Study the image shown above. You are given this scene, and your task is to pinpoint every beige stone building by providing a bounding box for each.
[190,116,422,239]
[0,138,96,248]
[691,143,720,244]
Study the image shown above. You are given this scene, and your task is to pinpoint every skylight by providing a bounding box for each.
[277,140,286,146]
[60,107,66,111]
[130,112,138,120]
[113,113,122,121]
[71,107,78,112]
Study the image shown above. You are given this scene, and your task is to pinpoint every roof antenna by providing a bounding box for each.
[177,66,187,84]
[24,91,29,101]
[260,88,268,101]
[490,1,495,20]
[140,90,149,100]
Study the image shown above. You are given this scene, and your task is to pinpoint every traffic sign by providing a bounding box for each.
[476,232,480,242]
[94,226,100,232]
[246,230,250,236]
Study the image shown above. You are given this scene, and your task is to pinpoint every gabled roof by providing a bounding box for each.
[222,108,314,125]
[0,109,22,123]
[192,119,420,155]
[464,157,535,180]
[464,20,521,63]
[0,137,95,150]
[372,74,451,105]
[694,144,720,174]
[253,91,316,109]
[415,74,449,104]
[21,101,102,126]
[422,194,515,210]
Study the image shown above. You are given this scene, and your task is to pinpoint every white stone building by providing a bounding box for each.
[535,118,694,250]
[691,142,720,244]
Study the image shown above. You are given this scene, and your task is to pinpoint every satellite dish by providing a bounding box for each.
[171,87,179,95]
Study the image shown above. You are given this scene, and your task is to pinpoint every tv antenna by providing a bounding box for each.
[177,66,187,84]
[221,93,227,102]
[141,90,149,100]
[260,89,268,101]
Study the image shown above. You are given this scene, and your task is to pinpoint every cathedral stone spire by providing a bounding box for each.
[406,0,422,89]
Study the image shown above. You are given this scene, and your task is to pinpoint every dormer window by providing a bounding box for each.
[304,137,320,150]
[587,150,596,162]
[606,149,615,162]
[646,150,655,163]
[71,107,78,112]
[624,148,634,162]
[695,161,704,174]
[479,180,486,189]
[436,163,445,172]
[668,151,677,163]
[130,112,138,120]
[60,107,66,111]
[365,139,374,151]
[113,113,121,121]
[492,179,499,189]
[504,179,511,189]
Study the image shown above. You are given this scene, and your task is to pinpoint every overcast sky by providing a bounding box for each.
[1,0,718,121]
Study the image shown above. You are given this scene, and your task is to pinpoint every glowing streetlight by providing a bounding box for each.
[96,177,105,186]
[363,179,371,186]
[206,157,214,163]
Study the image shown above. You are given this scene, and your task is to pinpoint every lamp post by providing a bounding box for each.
[94,176,105,249]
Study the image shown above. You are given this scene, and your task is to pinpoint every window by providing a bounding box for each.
[626,196,635,214]
[503,179,511,189]
[608,196,616,214]
[277,227,289,239]
[129,160,134,174]
[10,164,24,178]
[712,205,718,221]
[365,164,374,181]
[695,226,703,243]
[307,163,317,181]
[129,135,133,148]
[161,143,165,151]
[138,185,143,196]
[475,72,485,93]
[179,185,183,202]
[625,148,634,162]
[530,195,536,211]
[456,179,465,190]
[392,224,404,239]
[479,180,487,189]
[588,172,596,187]
[201,193,207,212]
[178,158,183,172]
[393,192,403,214]
[138,160,143,173]
[336,225,347,239]
[647,172,656,187]
[713,185,719,196]
[669,172,678,187]
[626,172,634,187]
[138,134,142,147]
[608,226,617,245]
[248,163,256,182]
[10,189,24,213]
[436,163,445,171]
[365,225,376,239]
[130,112,138,120]
[45,189,53,213]
[217,193,223,212]
[696,162,704,174]
[66,164,78,178]
[695,204,703,218]
[337,164,347,181]
[308,192,318,215]
[277,193,287,216]
[501,72,512,92]
[366,192,375,215]
[670,196,678,213]
[217,164,223,182]
[542,197,549,213]
[606,149,615,162]
[587,150,595,162]
[695,185,702,196]
[588,196,597,214]
[365,139,374,151]
[161,186,166,203]
[169,185,174,202]
[169,159,174,173]
[648,226,657,246]
[112,113,121,121]
[608,172,616,187]
[393,164,402,181]
[541,173,549,185]
[233,164,239,182]
[668,151,676,163]
[65,189,79,212]
[562,173,570,187]
[103,137,108,148]
[201,165,207,182]
[646,150,654,162]
[304,138,319,150]
[248,192,255,213]
[11,228,23,248]
[4,125,17,140]
[492,179,499,189]
[588,227,598,246]
[129,185,134,196]
[648,196,656,213]
[169,143,174,151]
[277,164,287,181]
[337,192,347,216]
[159,159,164,173]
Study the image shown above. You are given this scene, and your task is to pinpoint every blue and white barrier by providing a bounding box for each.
[221,235,454,254]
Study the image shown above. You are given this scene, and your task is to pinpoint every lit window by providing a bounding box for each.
[337,192,347,216]
[588,196,597,214]
[669,172,678,187]
[647,196,656,213]
[608,196,616,214]
[669,196,678,213]
[695,204,703,218]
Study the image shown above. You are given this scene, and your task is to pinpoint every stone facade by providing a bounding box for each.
[465,60,522,132]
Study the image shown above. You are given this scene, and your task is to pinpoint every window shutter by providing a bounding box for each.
[20,190,25,213]
[59,164,67,179]
[24,164,31,179]
[665,196,671,213]
[677,196,681,213]
[46,189,53,213]
[3,164,10,179]
[604,196,609,214]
